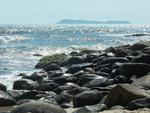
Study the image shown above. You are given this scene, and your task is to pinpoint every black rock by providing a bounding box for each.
[127,98,150,110]
[132,54,150,64]
[0,83,7,92]
[35,82,59,91]
[73,90,103,107]
[0,90,16,106]
[43,64,61,72]
[55,93,72,105]
[11,102,67,113]
[13,79,39,90]
[59,56,85,66]
[120,63,150,78]
[66,63,93,74]
[83,77,113,88]
[128,42,150,51]
[53,76,77,85]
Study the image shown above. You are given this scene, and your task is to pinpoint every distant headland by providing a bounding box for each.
[57,19,131,24]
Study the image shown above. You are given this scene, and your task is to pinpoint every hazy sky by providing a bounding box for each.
[0,0,149,24]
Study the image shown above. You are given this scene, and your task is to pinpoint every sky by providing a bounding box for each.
[0,0,150,24]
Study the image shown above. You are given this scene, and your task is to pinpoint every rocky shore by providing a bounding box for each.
[1,41,150,113]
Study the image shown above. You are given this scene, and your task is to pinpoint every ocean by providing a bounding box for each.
[0,24,150,89]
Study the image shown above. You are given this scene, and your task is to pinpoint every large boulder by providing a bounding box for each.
[132,74,150,89]
[73,90,103,107]
[0,90,16,106]
[13,79,39,90]
[73,104,107,113]
[120,63,150,78]
[11,102,67,113]
[127,98,150,110]
[104,84,150,107]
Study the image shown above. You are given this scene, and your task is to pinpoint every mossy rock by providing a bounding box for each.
[35,53,67,69]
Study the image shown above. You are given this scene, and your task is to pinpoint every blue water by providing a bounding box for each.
[0,24,150,89]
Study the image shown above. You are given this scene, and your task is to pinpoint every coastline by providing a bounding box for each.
[1,41,150,112]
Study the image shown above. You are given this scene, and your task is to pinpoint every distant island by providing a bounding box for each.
[57,19,130,24]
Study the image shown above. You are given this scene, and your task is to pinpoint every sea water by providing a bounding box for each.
[0,24,150,89]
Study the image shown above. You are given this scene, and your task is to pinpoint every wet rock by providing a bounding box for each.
[13,79,39,90]
[127,98,150,110]
[43,64,61,72]
[53,83,79,94]
[77,74,102,86]
[55,93,72,105]
[48,70,63,79]
[59,56,85,66]
[37,96,57,105]
[128,41,150,51]
[35,82,59,91]
[73,104,107,113]
[132,54,150,64]
[11,102,67,113]
[23,72,47,81]
[83,77,113,88]
[99,57,129,65]
[113,75,127,84]
[53,76,77,85]
[104,84,150,107]
[66,87,90,95]
[0,90,16,106]
[0,83,7,92]
[120,63,150,78]
[73,90,103,107]
[7,90,29,101]
[66,63,93,74]
[132,74,150,89]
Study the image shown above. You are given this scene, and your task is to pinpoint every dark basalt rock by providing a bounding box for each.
[104,84,150,107]
[53,83,79,94]
[35,82,59,91]
[66,63,93,74]
[59,56,85,67]
[0,90,16,106]
[48,70,63,79]
[23,72,47,81]
[55,93,72,105]
[120,63,150,78]
[11,102,67,113]
[73,90,103,107]
[127,98,150,110]
[53,76,77,85]
[132,54,150,64]
[83,77,113,88]
[73,104,107,113]
[99,57,129,65]
[128,42,150,51]
[13,79,39,90]
[66,87,90,95]
[77,74,102,86]
[43,64,61,72]
[0,83,7,92]
[7,90,29,101]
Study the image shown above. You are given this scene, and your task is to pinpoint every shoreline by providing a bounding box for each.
[1,41,150,113]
